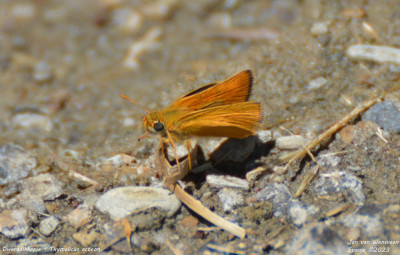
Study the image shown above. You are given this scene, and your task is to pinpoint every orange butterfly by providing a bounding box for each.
[122,70,262,174]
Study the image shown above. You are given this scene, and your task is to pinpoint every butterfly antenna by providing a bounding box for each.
[120,94,150,114]
[138,132,150,142]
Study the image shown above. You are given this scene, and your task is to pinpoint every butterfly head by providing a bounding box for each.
[142,112,165,135]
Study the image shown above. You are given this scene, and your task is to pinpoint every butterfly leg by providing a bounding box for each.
[165,129,181,173]
[122,218,134,255]
[186,139,193,170]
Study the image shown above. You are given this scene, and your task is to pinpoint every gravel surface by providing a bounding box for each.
[0,0,399,254]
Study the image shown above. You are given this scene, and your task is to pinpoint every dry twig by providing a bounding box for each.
[280,96,383,167]
[279,126,323,197]
[206,243,246,255]
[68,170,100,189]
[169,184,246,239]
[155,141,246,239]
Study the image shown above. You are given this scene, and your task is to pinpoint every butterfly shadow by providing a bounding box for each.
[185,135,275,186]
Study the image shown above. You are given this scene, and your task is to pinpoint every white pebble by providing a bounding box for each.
[257,130,272,143]
[346,45,400,65]
[95,186,181,219]
[12,4,36,21]
[217,188,244,212]
[308,77,327,90]
[276,135,307,150]
[206,175,249,190]
[33,61,53,83]
[310,21,330,35]
[0,209,29,238]
[123,117,135,127]
[12,113,53,132]
[39,216,59,236]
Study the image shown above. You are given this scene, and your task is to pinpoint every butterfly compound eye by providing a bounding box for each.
[153,121,164,131]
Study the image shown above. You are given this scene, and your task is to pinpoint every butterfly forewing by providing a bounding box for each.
[168,70,253,111]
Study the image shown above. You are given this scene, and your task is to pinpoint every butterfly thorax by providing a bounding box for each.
[143,109,190,142]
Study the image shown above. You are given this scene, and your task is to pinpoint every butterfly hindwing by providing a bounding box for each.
[172,102,262,138]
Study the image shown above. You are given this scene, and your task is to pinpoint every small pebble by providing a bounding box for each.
[207,12,232,28]
[103,153,137,167]
[139,0,179,20]
[123,117,135,127]
[362,102,400,133]
[313,171,365,205]
[12,36,27,49]
[316,154,341,169]
[341,213,383,237]
[33,61,53,83]
[20,173,62,213]
[11,112,53,132]
[21,173,63,200]
[345,227,361,241]
[73,229,99,247]
[181,215,198,228]
[286,223,347,254]
[0,208,30,238]
[111,8,142,33]
[95,186,181,219]
[217,188,244,212]
[346,45,400,65]
[255,183,292,217]
[63,204,92,228]
[11,3,36,22]
[276,135,307,150]
[288,201,308,226]
[11,52,36,68]
[39,216,59,236]
[308,77,327,90]
[341,8,366,18]
[206,175,249,190]
[288,200,320,226]
[310,21,330,35]
[257,130,272,143]
[338,125,356,144]
[0,144,37,196]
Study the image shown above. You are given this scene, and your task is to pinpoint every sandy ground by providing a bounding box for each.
[0,0,399,254]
